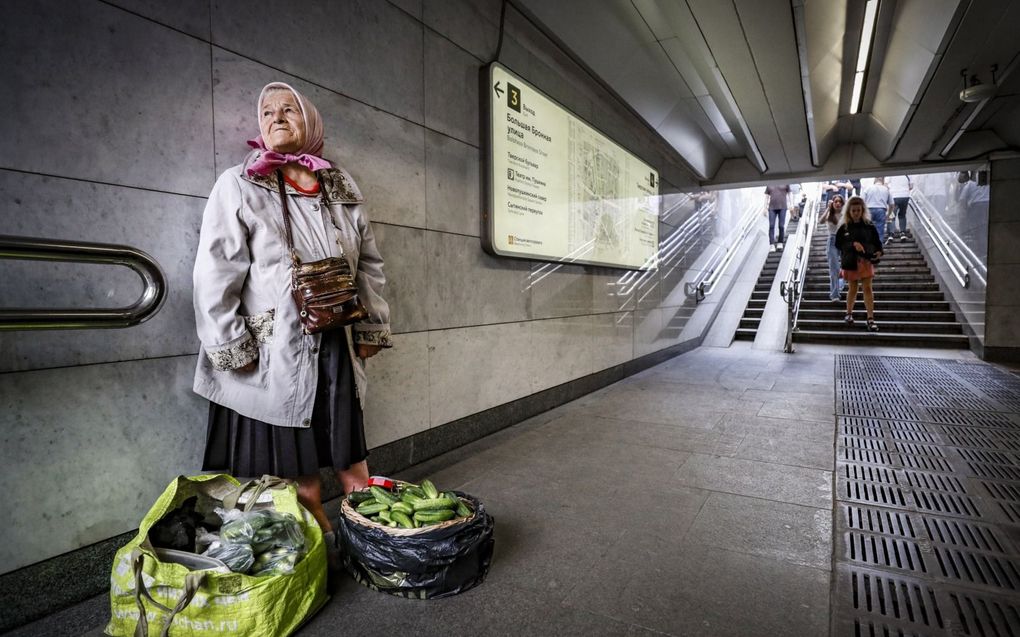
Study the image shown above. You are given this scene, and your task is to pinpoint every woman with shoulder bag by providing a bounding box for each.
[192,82,392,561]
[835,196,883,332]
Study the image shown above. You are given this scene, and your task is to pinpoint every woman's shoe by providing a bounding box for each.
[844,314,854,325]
[867,318,879,332]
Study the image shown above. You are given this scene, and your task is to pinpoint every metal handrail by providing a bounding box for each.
[0,235,167,330]
[909,191,987,288]
[685,201,762,302]
[781,199,819,353]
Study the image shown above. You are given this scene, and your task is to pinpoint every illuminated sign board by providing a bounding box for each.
[482,63,659,270]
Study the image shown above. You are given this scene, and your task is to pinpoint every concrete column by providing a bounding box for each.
[984,158,1020,362]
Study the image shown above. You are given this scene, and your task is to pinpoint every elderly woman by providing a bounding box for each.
[835,196,883,332]
[818,194,845,303]
[192,82,391,553]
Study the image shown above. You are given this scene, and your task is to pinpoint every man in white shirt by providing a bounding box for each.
[887,175,912,241]
[863,177,894,244]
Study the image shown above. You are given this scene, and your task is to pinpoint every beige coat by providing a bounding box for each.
[192,154,391,428]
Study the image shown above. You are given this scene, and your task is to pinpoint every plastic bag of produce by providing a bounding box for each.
[105,474,327,637]
[336,490,494,599]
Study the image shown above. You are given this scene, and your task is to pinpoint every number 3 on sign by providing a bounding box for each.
[507,83,521,113]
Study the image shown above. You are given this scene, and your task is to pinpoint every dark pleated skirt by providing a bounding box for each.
[202,329,368,478]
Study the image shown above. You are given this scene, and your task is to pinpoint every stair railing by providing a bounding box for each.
[908,191,987,288]
[0,235,167,330]
[684,201,762,302]
[780,199,819,353]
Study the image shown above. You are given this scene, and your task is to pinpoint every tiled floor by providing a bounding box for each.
[25,342,997,637]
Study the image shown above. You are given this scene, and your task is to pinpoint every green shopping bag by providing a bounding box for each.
[105,474,327,637]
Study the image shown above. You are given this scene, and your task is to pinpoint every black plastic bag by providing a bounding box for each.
[336,491,494,599]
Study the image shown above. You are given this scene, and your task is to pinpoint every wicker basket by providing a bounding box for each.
[339,488,477,537]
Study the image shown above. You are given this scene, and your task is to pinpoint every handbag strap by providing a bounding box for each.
[275,170,301,266]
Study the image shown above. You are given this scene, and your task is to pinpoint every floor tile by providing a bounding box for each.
[672,454,832,508]
[684,492,832,569]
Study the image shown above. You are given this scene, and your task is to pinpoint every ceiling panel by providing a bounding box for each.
[688,0,789,172]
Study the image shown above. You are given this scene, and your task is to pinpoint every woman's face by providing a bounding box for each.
[832,197,844,211]
[848,201,865,221]
[259,90,306,154]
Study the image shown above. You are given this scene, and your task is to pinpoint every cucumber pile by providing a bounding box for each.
[348,479,473,529]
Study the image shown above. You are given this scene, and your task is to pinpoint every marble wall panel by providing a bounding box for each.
[0,172,204,372]
[592,311,635,372]
[0,355,206,573]
[389,0,423,20]
[633,266,663,310]
[370,223,429,334]
[211,0,424,124]
[427,321,533,426]
[424,30,482,147]
[422,0,501,60]
[528,263,593,319]
[212,50,426,228]
[633,307,669,358]
[425,231,530,329]
[592,267,637,313]
[501,17,597,124]
[105,0,211,39]
[1,0,214,196]
[531,315,594,390]
[425,130,481,236]
[363,332,429,448]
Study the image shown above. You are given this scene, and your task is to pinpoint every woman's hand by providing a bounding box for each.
[236,360,257,373]
[853,241,865,253]
[356,344,382,360]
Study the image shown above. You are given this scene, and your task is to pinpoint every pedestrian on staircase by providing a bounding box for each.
[818,194,845,303]
[836,196,883,332]
[887,175,912,241]
[764,183,791,252]
[863,177,894,245]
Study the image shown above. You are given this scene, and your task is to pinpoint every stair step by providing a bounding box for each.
[798,309,957,321]
[733,328,757,341]
[796,319,963,334]
[793,330,969,348]
[802,291,946,301]
[799,299,951,310]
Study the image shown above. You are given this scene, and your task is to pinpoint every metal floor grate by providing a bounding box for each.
[832,355,1020,636]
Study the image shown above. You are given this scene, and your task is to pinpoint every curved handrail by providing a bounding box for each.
[684,201,762,302]
[782,199,819,353]
[909,191,987,288]
[0,235,168,330]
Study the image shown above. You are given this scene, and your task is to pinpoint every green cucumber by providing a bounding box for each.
[390,501,414,516]
[413,509,456,523]
[421,479,439,499]
[390,511,414,529]
[400,491,423,506]
[370,486,398,506]
[356,501,389,516]
[412,497,457,512]
[403,485,427,499]
[347,490,374,504]
[388,520,398,528]
[377,509,392,523]
[456,500,473,518]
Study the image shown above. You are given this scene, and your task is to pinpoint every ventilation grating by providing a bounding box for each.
[834,355,1020,637]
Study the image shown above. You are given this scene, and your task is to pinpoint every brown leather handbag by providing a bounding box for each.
[276,171,368,334]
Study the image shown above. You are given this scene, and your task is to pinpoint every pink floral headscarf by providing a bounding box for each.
[246,82,332,176]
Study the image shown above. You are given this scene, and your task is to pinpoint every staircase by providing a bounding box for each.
[733,218,797,341]
[793,226,969,348]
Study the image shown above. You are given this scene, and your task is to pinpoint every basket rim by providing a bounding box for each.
[340,488,478,536]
